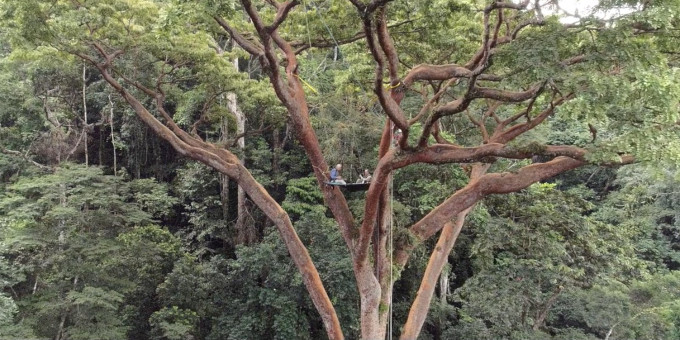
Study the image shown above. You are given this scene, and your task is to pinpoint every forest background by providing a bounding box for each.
[2,0,680,339]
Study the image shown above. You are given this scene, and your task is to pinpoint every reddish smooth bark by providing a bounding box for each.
[400,211,470,340]
[400,164,488,340]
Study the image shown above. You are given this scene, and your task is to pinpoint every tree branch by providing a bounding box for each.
[238,0,357,269]
[362,15,409,132]
[376,6,399,82]
[291,20,414,54]
[402,64,474,86]
[0,147,51,170]
[214,16,265,57]
[409,78,457,125]
[491,93,575,143]
[408,156,583,244]
[293,32,365,54]
[267,0,299,33]
[400,163,488,340]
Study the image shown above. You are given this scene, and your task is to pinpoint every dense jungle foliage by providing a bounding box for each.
[2,0,680,339]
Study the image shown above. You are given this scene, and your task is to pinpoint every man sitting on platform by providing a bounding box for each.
[357,169,372,184]
[330,164,346,184]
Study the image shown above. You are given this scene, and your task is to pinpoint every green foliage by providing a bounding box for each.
[554,272,680,339]
[0,293,18,329]
[2,0,680,339]
[595,164,680,271]
[173,162,226,245]
[282,176,326,216]
[149,306,199,340]
[65,286,127,340]
[448,183,641,338]
[395,164,468,221]
[0,292,37,339]
[129,179,179,219]
[0,165,184,339]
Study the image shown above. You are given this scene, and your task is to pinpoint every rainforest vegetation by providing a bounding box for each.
[2,0,680,339]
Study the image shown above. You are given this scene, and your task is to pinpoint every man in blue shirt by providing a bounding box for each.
[330,164,346,184]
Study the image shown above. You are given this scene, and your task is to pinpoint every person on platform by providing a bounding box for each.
[357,169,372,184]
[393,129,403,146]
[330,164,346,184]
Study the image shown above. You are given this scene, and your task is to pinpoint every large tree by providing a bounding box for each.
[3,0,680,339]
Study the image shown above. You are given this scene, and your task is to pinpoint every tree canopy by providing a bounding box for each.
[2,0,680,339]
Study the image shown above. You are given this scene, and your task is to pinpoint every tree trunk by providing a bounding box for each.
[226,91,252,244]
[533,286,563,331]
[82,64,88,166]
[98,127,103,166]
[355,263,385,340]
[32,275,38,295]
[439,266,448,304]
[55,313,67,340]
[363,121,398,340]
[219,116,230,220]
[108,94,117,176]
[400,164,488,340]
[222,56,254,244]
[55,276,77,340]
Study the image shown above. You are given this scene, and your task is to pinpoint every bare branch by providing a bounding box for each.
[63,128,87,163]
[470,83,544,102]
[362,15,409,131]
[267,0,299,33]
[240,0,292,102]
[293,32,365,54]
[264,0,282,9]
[291,20,413,54]
[73,52,98,66]
[376,6,399,82]
[403,64,474,86]
[511,18,545,39]
[409,78,457,125]
[348,0,367,11]
[492,93,575,143]
[562,54,587,66]
[118,72,157,97]
[214,16,264,57]
[91,42,124,67]
[241,0,267,33]
[431,122,457,145]
[391,143,590,168]
[467,102,500,143]
[491,0,530,11]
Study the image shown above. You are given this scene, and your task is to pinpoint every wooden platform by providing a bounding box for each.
[325,182,371,192]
